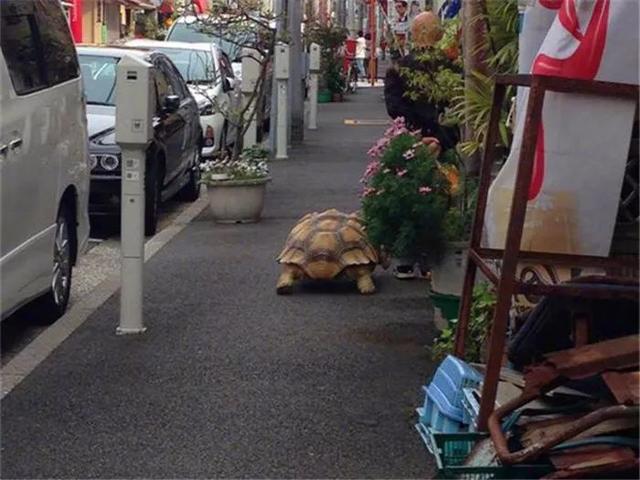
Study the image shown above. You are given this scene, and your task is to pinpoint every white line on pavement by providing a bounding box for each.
[0,195,209,399]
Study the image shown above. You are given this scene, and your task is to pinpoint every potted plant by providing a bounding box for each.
[201,146,270,223]
[431,282,496,361]
[360,117,458,275]
[430,154,477,293]
[305,22,347,103]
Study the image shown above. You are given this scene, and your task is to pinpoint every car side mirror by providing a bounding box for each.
[163,95,180,113]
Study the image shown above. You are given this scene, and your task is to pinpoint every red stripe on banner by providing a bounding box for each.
[528,0,610,200]
[539,0,563,10]
[559,0,583,40]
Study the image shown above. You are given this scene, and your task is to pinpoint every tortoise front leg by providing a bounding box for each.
[276,265,302,295]
[347,266,376,294]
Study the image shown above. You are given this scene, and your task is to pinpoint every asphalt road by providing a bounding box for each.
[1,88,438,478]
[1,199,194,366]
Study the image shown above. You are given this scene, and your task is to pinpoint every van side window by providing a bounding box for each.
[0,3,47,95]
[35,0,79,86]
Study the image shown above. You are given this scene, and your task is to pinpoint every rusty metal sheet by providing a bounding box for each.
[521,415,638,448]
[603,370,640,405]
[543,456,638,479]
[549,445,635,469]
[545,335,639,379]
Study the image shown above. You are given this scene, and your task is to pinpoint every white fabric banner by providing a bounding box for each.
[484,0,638,257]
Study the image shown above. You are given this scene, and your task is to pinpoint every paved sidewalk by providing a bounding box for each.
[1,89,437,479]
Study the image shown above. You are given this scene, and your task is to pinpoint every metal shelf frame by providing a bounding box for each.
[452,74,640,431]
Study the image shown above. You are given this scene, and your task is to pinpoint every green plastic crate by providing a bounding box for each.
[428,430,552,480]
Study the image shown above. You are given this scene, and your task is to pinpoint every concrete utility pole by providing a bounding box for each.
[269,0,286,154]
[288,0,304,143]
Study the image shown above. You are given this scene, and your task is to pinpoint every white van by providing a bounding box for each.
[0,0,90,322]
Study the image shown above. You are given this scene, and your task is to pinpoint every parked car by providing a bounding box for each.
[77,46,202,236]
[0,0,90,322]
[166,14,273,137]
[125,39,239,158]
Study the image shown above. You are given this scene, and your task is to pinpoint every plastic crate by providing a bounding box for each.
[428,430,552,480]
[420,384,465,433]
[461,388,480,432]
[430,355,482,408]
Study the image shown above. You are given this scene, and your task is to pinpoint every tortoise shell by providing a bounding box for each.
[277,209,379,279]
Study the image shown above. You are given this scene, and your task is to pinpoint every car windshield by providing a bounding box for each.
[79,54,118,106]
[167,21,254,61]
[152,48,216,84]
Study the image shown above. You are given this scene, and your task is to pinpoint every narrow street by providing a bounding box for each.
[1,88,437,478]
[1,200,195,367]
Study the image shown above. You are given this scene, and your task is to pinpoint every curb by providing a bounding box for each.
[1,195,208,398]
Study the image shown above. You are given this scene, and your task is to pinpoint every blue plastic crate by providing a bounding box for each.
[419,384,465,433]
[430,355,482,408]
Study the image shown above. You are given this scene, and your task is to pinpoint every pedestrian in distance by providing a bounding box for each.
[355,30,367,80]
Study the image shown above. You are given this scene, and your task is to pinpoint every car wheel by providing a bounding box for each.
[31,205,74,324]
[178,149,201,203]
[144,162,161,236]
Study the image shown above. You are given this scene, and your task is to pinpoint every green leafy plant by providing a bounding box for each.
[305,22,348,95]
[432,282,496,363]
[360,117,458,261]
[446,0,519,157]
[400,18,464,108]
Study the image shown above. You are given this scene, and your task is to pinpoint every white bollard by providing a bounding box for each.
[274,43,290,160]
[114,55,155,335]
[308,43,320,130]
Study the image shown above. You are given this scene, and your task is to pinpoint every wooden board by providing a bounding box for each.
[603,371,640,405]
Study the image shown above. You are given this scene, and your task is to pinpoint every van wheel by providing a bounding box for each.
[145,162,161,236]
[32,205,74,324]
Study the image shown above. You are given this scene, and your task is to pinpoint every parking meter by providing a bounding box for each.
[274,43,289,159]
[115,54,155,335]
[308,43,320,130]
[241,48,262,148]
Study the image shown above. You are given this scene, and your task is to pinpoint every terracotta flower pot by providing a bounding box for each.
[205,177,270,224]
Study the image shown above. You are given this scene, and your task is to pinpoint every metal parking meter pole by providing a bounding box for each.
[275,42,290,160]
[241,47,262,149]
[115,55,155,335]
[308,43,320,130]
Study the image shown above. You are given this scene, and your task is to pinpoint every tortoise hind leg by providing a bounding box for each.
[277,265,302,295]
[347,266,376,294]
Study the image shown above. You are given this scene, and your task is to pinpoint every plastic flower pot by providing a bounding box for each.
[205,177,270,224]
[318,90,332,103]
[431,241,469,297]
[431,291,461,322]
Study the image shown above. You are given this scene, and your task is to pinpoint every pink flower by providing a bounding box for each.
[362,160,381,180]
[367,137,390,158]
[397,169,408,177]
[383,116,410,139]
[403,150,415,160]
[419,186,433,195]
[361,187,377,197]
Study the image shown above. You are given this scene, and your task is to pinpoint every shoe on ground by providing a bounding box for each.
[393,265,415,279]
